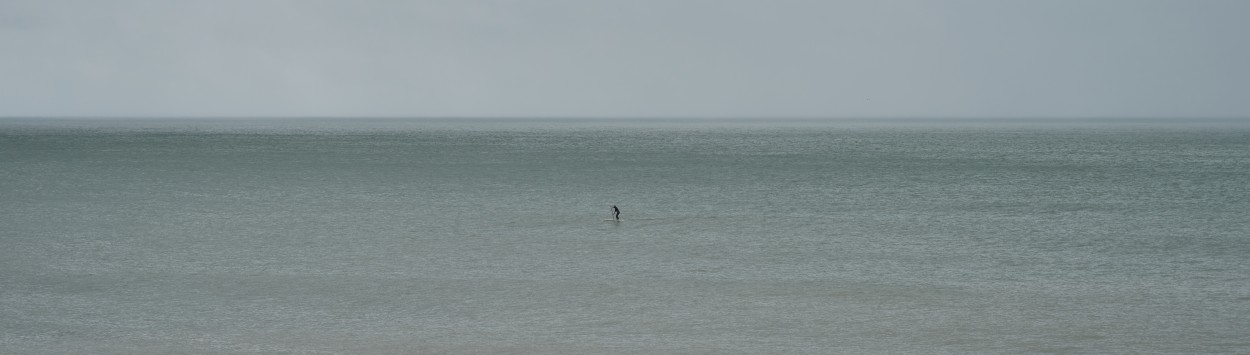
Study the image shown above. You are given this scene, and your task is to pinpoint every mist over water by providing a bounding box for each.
[2,119,1248,353]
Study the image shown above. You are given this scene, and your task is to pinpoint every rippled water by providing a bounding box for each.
[3,119,1248,353]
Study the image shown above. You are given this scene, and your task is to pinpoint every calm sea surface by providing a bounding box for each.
[2,119,1249,353]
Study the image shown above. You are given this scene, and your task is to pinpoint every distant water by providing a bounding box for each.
[3,118,1249,353]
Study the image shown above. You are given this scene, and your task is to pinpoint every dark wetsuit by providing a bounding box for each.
[612,206,621,220]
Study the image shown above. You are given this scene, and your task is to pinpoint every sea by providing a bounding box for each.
[2,118,1248,354]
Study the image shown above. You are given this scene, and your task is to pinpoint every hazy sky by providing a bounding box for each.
[2,0,1248,118]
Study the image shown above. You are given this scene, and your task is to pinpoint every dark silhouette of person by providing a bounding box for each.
[612,205,621,220]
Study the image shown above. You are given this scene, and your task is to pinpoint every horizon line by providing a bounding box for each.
[3,116,1249,121]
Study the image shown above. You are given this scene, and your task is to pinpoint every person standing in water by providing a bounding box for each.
[612,205,621,221]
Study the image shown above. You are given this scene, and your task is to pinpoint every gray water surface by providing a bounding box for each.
[3,119,1249,353]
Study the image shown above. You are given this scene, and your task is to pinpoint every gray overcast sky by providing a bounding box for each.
[2,0,1248,118]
